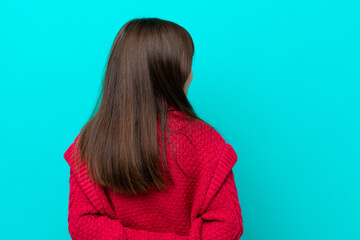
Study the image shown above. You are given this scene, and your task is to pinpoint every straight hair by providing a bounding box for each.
[73,17,206,196]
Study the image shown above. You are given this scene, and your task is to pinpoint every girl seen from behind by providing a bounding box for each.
[64,17,243,239]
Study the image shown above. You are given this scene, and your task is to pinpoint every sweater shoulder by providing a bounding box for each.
[185,118,226,147]
[172,118,228,177]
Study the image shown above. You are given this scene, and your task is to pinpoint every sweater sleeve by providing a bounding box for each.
[188,143,244,240]
[68,168,190,240]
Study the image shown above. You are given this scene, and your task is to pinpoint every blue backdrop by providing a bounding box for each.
[1,0,359,239]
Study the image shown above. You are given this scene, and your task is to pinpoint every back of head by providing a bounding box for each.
[107,17,194,112]
[74,17,206,196]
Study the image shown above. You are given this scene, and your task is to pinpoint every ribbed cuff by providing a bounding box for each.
[64,137,116,218]
[200,143,238,215]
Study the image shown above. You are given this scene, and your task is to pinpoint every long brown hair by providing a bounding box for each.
[74,17,205,196]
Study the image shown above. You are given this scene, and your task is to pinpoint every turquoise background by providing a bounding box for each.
[1,0,359,239]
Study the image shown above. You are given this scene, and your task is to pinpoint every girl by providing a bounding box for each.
[64,17,243,239]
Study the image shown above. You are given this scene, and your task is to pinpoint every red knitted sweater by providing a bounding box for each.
[64,108,243,239]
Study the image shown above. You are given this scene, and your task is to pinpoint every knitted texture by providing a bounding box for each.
[64,108,243,239]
